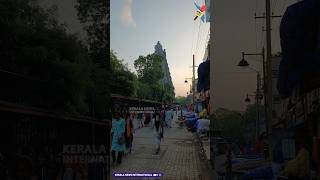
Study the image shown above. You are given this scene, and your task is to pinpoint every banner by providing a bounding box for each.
[194,1,206,23]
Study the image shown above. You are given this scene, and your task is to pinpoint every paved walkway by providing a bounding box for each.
[110,120,216,180]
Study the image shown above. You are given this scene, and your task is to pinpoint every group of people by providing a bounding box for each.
[111,112,134,165]
[111,107,178,164]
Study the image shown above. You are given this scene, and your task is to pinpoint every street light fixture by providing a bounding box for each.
[184,78,192,84]
[184,77,194,105]
[238,54,250,67]
[245,93,264,103]
[237,48,266,93]
[237,49,266,141]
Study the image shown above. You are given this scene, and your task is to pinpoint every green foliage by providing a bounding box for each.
[214,108,246,144]
[0,0,93,115]
[134,54,163,102]
[110,50,136,97]
[76,0,109,118]
[244,104,265,124]
[214,104,265,144]
[134,53,175,103]
[109,51,175,103]
[175,96,190,106]
[134,54,164,84]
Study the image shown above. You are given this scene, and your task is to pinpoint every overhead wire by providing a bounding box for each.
[190,21,196,57]
[194,0,211,63]
[195,21,202,59]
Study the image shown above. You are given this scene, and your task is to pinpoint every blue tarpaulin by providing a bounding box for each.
[197,60,210,92]
[242,166,274,180]
[278,0,320,98]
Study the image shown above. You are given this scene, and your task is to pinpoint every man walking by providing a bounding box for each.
[137,113,144,128]
[153,110,163,155]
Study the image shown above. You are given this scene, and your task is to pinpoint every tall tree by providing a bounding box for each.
[0,0,92,115]
[76,0,109,119]
[175,96,190,106]
[134,54,164,102]
[110,50,136,96]
[215,108,246,144]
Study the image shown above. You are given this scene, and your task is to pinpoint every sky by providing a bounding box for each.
[44,0,299,111]
[110,0,210,99]
[210,0,298,110]
[110,0,299,111]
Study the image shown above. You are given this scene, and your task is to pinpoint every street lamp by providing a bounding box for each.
[184,78,193,103]
[244,92,262,142]
[238,56,250,67]
[237,48,266,106]
[237,49,266,141]
[245,93,263,103]
[184,77,192,84]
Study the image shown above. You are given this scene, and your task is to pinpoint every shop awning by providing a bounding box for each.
[197,60,210,92]
[278,0,320,98]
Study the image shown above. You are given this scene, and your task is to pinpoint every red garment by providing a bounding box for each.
[126,118,133,137]
[253,141,263,154]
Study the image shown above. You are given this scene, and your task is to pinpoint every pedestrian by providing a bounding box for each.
[169,108,174,128]
[141,113,145,128]
[151,111,155,128]
[125,113,134,154]
[225,143,233,180]
[165,109,170,128]
[111,112,126,165]
[153,110,163,155]
[137,113,143,128]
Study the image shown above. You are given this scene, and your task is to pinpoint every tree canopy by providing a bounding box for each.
[0,0,93,115]
[110,50,137,97]
[134,53,175,103]
[214,104,265,145]
[0,0,112,118]
[76,0,109,118]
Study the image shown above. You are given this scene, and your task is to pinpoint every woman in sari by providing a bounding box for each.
[125,113,134,154]
[111,112,126,165]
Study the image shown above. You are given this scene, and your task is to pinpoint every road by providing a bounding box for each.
[110,119,217,180]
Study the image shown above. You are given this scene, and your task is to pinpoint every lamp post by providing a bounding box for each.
[237,64,262,141]
[244,93,263,140]
[185,77,194,105]
[237,49,266,141]
[238,48,266,96]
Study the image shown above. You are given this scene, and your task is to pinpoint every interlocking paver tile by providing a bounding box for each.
[110,120,216,180]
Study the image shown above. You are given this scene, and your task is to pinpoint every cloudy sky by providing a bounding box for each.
[110,0,298,111]
[110,0,304,110]
[39,0,300,111]
[111,0,210,98]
